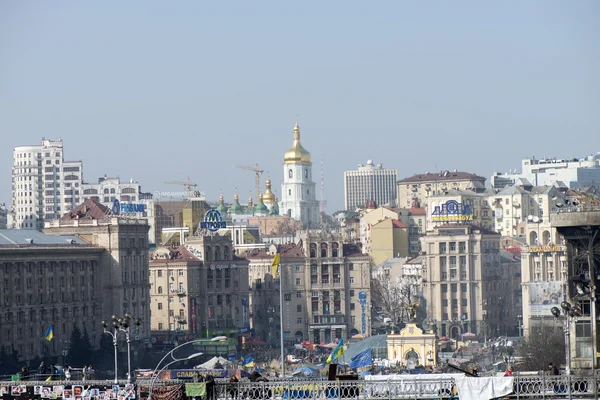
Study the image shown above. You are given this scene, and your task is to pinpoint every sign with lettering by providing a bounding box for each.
[112,199,145,215]
[200,209,227,232]
[528,246,563,253]
[431,200,473,223]
[209,263,237,270]
[359,291,367,335]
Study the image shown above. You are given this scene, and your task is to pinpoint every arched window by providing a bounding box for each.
[224,246,230,260]
[103,188,109,194]
[158,286,163,294]
[304,169,308,178]
[215,246,221,261]
[206,246,212,261]
[321,243,328,258]
[542,230,551,245]
[332,242,339,257]
[529,231,538,246]
[110,188,116,194]
[288,189,292,196]
[310,244,317,258]
[289,169,293,178]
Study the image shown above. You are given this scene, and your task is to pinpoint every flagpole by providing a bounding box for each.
[279,261,285,377]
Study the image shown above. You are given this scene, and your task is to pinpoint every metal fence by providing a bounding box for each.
[1,373,599,399]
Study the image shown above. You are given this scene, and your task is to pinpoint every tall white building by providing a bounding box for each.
[81,176,156,243]
[344,160,397,210]
[279,123,320,227]
[491,153,600,189]
[12,139,83,230]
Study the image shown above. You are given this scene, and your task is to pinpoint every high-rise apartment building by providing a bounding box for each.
[421,224,501,339]
[344,160,397,210]
[12,139,83,230]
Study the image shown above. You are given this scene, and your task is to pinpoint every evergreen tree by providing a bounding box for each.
[0,346,8,375]
[96,333,114,372]
[81,328,93,362]
[67,325,84,366]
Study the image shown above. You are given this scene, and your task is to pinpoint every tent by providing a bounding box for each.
[195,356,232,369]
[293,365,319,376]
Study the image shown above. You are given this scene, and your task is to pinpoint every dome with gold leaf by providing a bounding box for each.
[262,179,276,209]
[284,123,312,164]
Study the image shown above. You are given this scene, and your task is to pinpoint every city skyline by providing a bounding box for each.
[1,1,599,212]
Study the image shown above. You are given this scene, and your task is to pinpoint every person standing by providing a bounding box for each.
[64,365,72,381]
[548,362,559,375]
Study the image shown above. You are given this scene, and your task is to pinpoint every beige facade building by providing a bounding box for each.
[387,323,437,368]
[370,218,409,266]
[397,208,426,255]
[44,199,151,340]
[397,171,486,210]
[359,206,398,254]
[421,225,501,339]
[183,234,250,339]
[0,230,105,361]
[246,231,372,346]
[149,246,203,338]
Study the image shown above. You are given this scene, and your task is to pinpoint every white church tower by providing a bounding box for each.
[280,123,320,227]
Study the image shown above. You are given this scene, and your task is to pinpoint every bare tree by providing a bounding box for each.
[371,276,423,325]
[519,322,565,371]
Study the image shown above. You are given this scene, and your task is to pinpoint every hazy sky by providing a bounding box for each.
[1,1,598,212]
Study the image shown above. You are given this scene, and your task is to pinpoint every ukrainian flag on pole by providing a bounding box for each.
[271,245,281,277]
[44,325,54,341]
[326,339,344,363]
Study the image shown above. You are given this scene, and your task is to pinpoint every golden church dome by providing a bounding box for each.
[284,123,312,164]
[262,179,276,207]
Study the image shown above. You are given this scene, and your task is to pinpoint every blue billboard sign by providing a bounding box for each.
[112,199,145,215]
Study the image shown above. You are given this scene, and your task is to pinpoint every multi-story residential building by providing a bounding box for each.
[397,170,486,210]
[344,160,397,210]
[398,208,426,255]
[279,123,320,227]
[44,198,151,340]
[81,176,156,243]
[490,180,563,237]
[491,153,600,189]
[359,206,398,254]
[421,224,501,339]
[370,218,409,266]
[183,234,250,339]
[12,139,83,230]
[482,250,522,337]
[426,190,494,232]
[301,232,371,344]
[0,204,8,229]
[246,231,371,346]
[0,230,105,362]
[149,246,203,339]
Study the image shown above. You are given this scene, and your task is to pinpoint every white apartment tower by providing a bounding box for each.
[344,160,397,210]
[12,139,83,230]
[280,123,320,227]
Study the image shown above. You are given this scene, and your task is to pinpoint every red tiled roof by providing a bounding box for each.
[391,219,407,229]
[406,208,426,216]
[281,243,305,258]
[398,171,485,184]
[61,198,110,221]
[150,245,201,263]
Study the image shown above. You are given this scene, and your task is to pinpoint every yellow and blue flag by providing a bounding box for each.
[44,325,54,341]
[326,339,344,363]
[242,356,254,368]
[271,245,281,277]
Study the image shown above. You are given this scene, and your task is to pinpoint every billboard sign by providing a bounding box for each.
[529,281,564,316]
[112,199,146,215]
[431,200,473,223]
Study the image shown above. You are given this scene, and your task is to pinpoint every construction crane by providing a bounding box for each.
[236,163,264,200]
[165,177,198,199]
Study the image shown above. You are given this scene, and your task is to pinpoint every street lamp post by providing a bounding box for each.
[102,314,142,384]
[551,301,582,375]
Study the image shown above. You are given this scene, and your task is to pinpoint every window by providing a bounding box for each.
[349,277,354,284]
[297,305,302,312]
[296,292,302,298]
[451,284,457,293]
[304,169,308,178]
[449,242,456,251]
[289,169,293,178]
[157,286,163,294]
[157,270,162,277]
[442,284,448,293]
[158,323,163,330]
[158,303,163,310]
[350,289,355,297]
[295,277,301,285]
[178,269,184,276]
[295,265,301,272]
[461,283,467,292]
[297,318,302,324]
[350,303,355,310]
[288,189,291,195]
